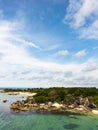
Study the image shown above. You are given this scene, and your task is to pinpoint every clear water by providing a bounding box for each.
[0,92,27,112]
[0,93,98,130]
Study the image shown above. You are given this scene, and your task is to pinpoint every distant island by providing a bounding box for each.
[4,87,98,114]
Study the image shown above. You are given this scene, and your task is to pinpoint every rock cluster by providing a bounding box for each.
[10,97,96,114]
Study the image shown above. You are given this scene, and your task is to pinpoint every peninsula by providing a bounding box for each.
[4,87,98,114]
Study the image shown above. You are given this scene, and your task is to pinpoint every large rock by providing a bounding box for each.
[92,110,98,114]
[3,100,7,103]
[84,98,90,107]
[10,104,18,109]
[47,102,52,107]
[52,103,63,108]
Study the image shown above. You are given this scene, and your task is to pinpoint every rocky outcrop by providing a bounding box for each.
[3,100,7,103]
[73,97,95,109]
[10,96,97,114]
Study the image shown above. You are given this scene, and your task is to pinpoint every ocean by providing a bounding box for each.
[0,92,98,130]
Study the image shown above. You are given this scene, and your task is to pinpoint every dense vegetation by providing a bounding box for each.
[4,87,98,106]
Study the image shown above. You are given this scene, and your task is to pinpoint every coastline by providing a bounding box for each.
[4,91,36,96]
[2,87,98,116]
[10,105,98,116]
[10,99,98,115]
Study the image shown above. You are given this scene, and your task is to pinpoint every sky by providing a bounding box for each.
[0,0,98,88]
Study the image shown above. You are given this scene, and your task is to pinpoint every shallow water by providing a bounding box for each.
[0,92,27,112]
[1,111,98,130]
[0,93,98,130]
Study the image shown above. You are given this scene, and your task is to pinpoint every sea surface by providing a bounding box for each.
[0,92,98,130]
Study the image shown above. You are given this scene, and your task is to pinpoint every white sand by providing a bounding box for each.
[6,92,36,96]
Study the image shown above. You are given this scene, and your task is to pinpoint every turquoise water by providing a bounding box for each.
[0,111,98,130]
[0,93,98,130]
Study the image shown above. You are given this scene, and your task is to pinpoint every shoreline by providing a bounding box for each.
[3,87,98,116]
[4,91,36,96]
[9,106,98,116]
[10,100,98,115]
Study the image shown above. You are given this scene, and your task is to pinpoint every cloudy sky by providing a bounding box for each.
[0,0,98,88]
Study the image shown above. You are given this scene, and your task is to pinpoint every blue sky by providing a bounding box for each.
[0,0,98,88]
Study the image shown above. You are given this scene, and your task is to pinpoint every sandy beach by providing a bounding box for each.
[5,91,36,96]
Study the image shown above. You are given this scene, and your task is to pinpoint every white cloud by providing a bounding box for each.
[64,0,98,39]
[74,49,87,57]
[79,20,98,39]
[0,20,97,87]
[0,13,98,87]
[83,63,98,72]
[13,38,41,50]
[55,50,69,56]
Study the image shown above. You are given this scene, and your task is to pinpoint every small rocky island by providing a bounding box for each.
[5,87,98,114]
